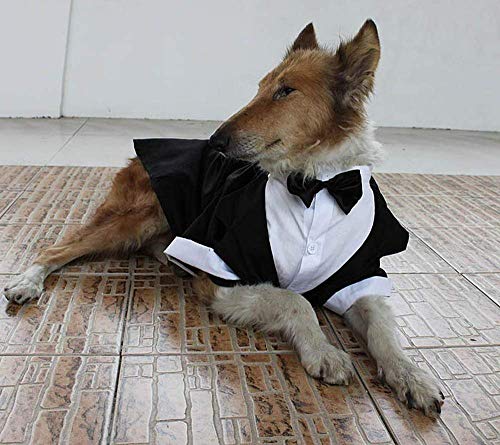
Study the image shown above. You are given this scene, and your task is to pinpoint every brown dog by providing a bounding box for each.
[4,20,444,416]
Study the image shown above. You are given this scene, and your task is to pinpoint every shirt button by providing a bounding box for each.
[307,243,318,255]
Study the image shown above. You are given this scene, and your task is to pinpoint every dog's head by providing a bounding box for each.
[209,20,381,175]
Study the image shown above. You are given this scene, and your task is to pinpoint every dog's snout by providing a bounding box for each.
[209,128,231,151]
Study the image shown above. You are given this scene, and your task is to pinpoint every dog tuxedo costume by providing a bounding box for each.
[135,138,409,315]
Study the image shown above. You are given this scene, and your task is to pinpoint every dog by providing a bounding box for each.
[4,20,444,416]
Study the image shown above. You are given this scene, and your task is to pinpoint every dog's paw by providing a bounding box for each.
[4,274,43,304]
[301,344,355,385]
[381,359,444,417]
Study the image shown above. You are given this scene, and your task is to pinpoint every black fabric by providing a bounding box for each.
[135,138,408,306]
[287,170,363,213]
[302,178,409,305]
[134,138,279,287]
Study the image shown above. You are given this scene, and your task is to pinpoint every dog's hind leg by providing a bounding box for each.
[4,159,169,304]
[210,283,355,385]
[4,210,168,304]
[345,295,444,416]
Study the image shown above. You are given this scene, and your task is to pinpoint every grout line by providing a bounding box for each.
[0,191,26,220]
[45,118,89,165]
[1,341,498,359]
[406,227,500,309]
[462,274,500,310]
[59,0,74,117]
[107,266,134,444]
[320,308,401,445]
[406,227,462,274]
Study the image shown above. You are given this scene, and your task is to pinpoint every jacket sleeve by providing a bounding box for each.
[134,138,246,236]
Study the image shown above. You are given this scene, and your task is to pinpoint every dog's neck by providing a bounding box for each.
[263,122,384,179]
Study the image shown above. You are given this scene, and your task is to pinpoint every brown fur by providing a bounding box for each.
[36,158,168,268]
[212,19,380,175]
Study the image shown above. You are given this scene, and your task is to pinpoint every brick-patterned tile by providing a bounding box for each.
[387,195,498,228]
[0,191,21,216]
[57,254,174,277]
[132,255,173,275]
[375,173,500,197]
[28,166,119,191]
[64,257,134,275]
[0,224,67,274]
[324,274,500,350]
[352,347,500,445]
[111,353,393,445]
[465,273,500,307]
[382,234,453,273]
[413,226,500,273]
[123,274,298,354]
[0,354,118,444]
[0,188,107,224]
[0,223,134,275]
[0,274,129,354]
[123,273,341,355]
[0,166,41,191]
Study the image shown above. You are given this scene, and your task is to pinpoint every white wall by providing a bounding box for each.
[0,0,71,117]
[1,0,499,131]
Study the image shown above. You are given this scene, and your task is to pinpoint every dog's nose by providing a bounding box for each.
[209,129,231,151]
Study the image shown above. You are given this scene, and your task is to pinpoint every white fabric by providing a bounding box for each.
[265,165,374,293]
[165,237,240,280]
[323,276,393,315]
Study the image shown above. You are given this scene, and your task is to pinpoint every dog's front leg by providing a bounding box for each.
[212,283,354,385]
[345,296,444,416]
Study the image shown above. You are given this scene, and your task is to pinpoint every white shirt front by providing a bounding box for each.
[265,166,375,293]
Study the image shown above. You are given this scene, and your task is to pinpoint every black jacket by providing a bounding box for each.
[135,138,409,307]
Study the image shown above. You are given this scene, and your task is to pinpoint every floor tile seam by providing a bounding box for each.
[404,224,500,229]
[119,350,297,357]
[461,274,500,310]
[0,352,121,357]
[0,190,29,220]
[22,186,116,193]
[107,263,134,445]
[390,343,500,351]
[406,229,463,274]
[319,307,401,444]
[44,118,89,165]
[2,343,495,358]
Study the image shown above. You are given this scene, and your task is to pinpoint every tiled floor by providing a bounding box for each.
[0,119,498,444]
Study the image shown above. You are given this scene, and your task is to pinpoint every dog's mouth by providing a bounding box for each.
[265,139,282,150]
[223,138,282,163]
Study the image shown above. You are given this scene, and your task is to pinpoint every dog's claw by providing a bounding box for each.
[439,390,445,400]
[434,399,442,414]
[406,390,415,409]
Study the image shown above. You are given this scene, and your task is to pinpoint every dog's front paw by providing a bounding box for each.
[301,344,355,385]
[382,359,444,417]
[4,274,43,304]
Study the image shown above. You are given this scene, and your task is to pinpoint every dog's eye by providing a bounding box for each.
[273,86,295,100]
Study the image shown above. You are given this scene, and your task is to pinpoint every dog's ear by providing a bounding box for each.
[333,19,381,107]
[288,23,319,54]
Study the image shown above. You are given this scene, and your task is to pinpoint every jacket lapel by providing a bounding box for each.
[213,170,280,287]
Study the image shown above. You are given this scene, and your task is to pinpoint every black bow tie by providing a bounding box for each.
[286,170,363,214]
